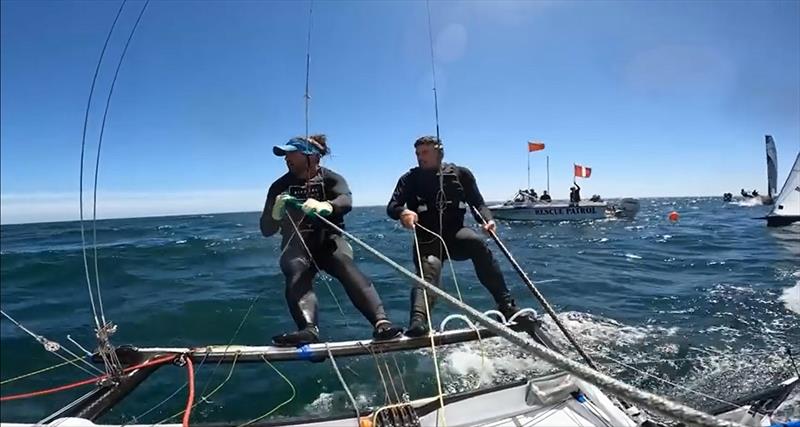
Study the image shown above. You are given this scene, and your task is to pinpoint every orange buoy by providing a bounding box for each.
[668,211,679,222]
[359,417,373,427]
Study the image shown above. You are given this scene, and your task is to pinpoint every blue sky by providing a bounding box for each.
[1,0,799,224]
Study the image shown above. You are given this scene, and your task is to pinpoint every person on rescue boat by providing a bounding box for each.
[261,134,402,346]
[386,136,529,337]
[539,191,552,203]
[569,182,581,204]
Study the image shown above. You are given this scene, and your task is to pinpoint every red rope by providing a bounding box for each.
[0,354,176,402]
[182,356,195,427]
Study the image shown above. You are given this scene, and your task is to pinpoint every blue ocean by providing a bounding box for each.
[1,198,798,423]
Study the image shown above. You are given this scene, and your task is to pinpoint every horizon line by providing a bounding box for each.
[1,195,729,226]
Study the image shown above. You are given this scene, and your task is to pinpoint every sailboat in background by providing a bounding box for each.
[766,150,800,227]
[727,135,780,205]
[762,135,779,205]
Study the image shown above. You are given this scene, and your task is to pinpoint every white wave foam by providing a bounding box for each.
[416,311,794,420]
[733,198,763,207]
[304,390,371,415]
[440,338,553,387]
[779,281,800,315]
[305,392,333,413]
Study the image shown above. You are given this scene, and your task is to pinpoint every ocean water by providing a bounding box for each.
[1,197,798,423]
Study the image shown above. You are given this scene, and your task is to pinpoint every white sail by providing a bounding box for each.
[766,135,778,198]
[767,151,800,226]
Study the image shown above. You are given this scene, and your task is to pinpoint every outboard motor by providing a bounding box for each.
[612,198,640,218]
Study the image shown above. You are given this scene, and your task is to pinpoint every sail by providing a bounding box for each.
[766,135,778,198]
[768,151,800,224]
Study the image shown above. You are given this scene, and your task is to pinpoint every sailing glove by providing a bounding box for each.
[301,198,333,217]
[272,194,298,220]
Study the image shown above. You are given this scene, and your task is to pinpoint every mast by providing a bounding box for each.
[546,155,550,193]
[527,149,531,190]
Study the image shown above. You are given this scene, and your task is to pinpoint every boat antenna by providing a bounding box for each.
[304,0,313,142]
[425,0,441,144]
[302,1,324,197]
[425,0,446,259]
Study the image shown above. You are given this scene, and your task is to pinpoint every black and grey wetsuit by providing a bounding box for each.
[387,163,514,319]
[260,167,388,330]
[570,184,581,204]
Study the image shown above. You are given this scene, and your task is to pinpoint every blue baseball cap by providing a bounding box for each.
[273,137,321,156]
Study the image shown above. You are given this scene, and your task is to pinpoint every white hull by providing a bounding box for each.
[767,151,800,227]
[6,373,794,427]
[489,202,609,221]
[0,373,637,427]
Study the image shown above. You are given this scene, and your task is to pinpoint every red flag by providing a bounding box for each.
[527,141,545,152]
[574,164,592,178]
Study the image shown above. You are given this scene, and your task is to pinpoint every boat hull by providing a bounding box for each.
[7,375,796,427]
[766,215,800,227]
[489,202,608,221]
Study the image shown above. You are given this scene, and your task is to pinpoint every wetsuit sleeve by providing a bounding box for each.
[260,181,282,237]
[326,171,353,216]
[387,173,410,220]
[460,167,494,223]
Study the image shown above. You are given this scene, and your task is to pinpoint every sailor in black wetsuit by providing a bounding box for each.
[539,191,552,203]
[387,136,526,337]
[261,135,402,346]
[570,183,581,204]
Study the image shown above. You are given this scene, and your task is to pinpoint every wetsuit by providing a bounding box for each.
[570,184,581,204]
[540,193,552,202]
[260,167,390,337]
[387,163,516,326]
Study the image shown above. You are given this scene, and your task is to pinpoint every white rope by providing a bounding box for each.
[415,222,463,302]
[325,343,361,422]
[361,343,392,404]
[66,335,93,357]
[390,354,409,400]
[307,213,747,427]
[0,309,104,376]
[383,358,403,405]
[38,388,101,425]
[413,228,447,427]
